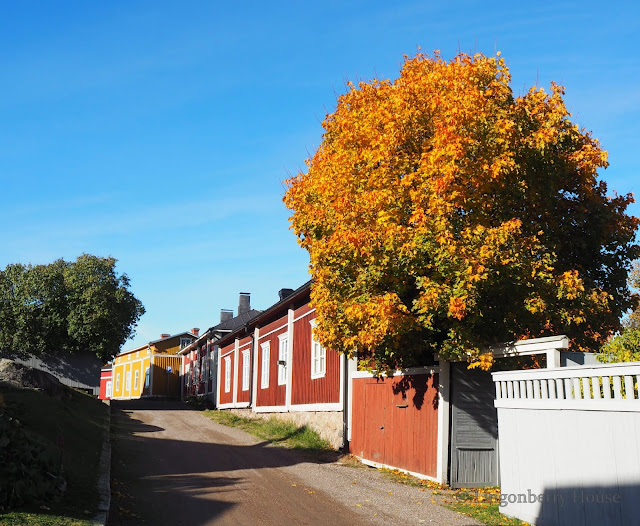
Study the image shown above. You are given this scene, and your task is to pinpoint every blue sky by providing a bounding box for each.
[1,1,638,351]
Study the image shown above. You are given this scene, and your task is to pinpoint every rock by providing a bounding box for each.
[0,358,66,397]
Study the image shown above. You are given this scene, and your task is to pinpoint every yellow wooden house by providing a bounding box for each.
[111,329,198,400]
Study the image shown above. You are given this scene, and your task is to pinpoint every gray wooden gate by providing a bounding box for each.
[449,363,499,488]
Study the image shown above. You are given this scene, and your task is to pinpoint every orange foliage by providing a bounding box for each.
[284,51,639,370]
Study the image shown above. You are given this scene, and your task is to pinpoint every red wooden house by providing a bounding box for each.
[181,293,261,402]
[181,331,213,398]
[215,282,347,447]
[210,282,572,487]
[99,365,112,400]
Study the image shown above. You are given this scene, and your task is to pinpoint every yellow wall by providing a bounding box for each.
[112,349,152,400]
[111,333,193,399]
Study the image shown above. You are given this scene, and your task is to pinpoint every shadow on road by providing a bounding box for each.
[108,401,343,525]
[112,399,191,411]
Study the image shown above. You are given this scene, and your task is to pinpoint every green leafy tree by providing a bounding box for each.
[284,52,640,370]
[625,260,640,330]
[0,254,144,362]
[599,260,640,363]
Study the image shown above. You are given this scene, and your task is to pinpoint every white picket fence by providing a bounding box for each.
[493,362,640,526]
[494,362,640,411]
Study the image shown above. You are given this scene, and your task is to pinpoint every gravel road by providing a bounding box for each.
[108,400,480,525]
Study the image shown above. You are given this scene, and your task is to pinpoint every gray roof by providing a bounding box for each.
[211,309,262,333]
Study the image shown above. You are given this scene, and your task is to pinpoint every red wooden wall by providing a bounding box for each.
[291,308,340,405]
[350,373,439,478]
[99,369,112,400]
[236,336,252,404]
[218,342,235,405]
[255,315,288,407]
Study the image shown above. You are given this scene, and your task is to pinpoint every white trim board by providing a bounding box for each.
[357,457,441,484]
[257,322,288,342]
[293,308,315,323]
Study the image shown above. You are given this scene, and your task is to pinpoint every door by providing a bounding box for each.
[362,382,387,464]
[449,363,499,488]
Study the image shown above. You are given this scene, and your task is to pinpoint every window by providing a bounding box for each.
[224,356,231,393]
[242,350,250,391]
[311,321,326,379]
[125,371,131,392]
[261,342,270,389]
[144,367,150,389]
[180,337,192,349]
[106,381,112,398]
[278,334,288,385]
[134,370,139,390]
[115,373,120,392]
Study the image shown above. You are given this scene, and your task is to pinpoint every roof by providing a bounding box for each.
[212,309,262,332]
[117,330,198,357]
[215,281,311,348]
[176,309,263,355]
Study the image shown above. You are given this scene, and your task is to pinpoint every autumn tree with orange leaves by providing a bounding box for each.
[284,52,639,371]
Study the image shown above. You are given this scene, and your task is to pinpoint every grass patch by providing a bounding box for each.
[438,488,528,526]
[0,511,93,526]
[378,469,527,526]
[380,467,444,489]
[203,410,332,451]
[0,385,107,525]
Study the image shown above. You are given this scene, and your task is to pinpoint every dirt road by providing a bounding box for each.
[108,401,479,525]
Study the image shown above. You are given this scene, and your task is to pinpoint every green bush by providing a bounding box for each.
[0,412,64,509]
[598,327,640,363]
[185,395,215,410]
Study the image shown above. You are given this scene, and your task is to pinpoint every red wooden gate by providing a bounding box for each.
[350,373,439,478]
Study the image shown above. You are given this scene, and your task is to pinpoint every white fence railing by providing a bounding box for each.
[493,361,640,526]
[493,362,640,412]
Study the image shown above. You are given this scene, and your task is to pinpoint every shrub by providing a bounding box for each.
[0,412,64,509]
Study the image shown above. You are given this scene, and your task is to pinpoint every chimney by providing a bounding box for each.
[278,288,294,301]
[160,333,170,338]
[220,309,233,323]
[192,328,200,337]
[238,292,251,316]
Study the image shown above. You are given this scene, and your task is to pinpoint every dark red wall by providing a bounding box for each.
[218,343,235,405]
[236,336,252,404]
[255,315,288,407]
[291,309,340,405]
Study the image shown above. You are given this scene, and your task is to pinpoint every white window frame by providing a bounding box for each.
[310,321,326,379]
[180,337,192,349]
[224,356,231,393]
[242,350,250,391]
[144,367,150,389]
[261,342,270,389]
[134,369,139,391]
[115,373,120,392]
[277,333,288,386]
[106,380,112,398]
[125,370,131,392]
